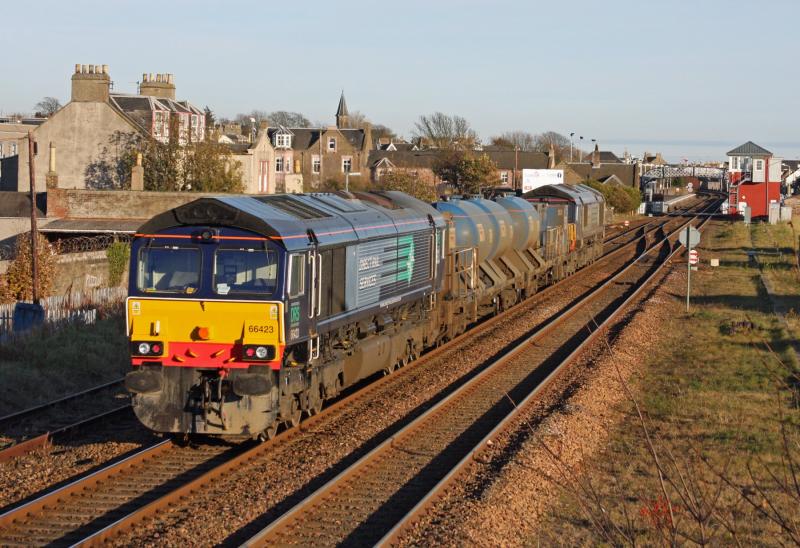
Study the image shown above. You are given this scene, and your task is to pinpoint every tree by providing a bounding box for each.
[433,150,498,195]
[413,112,478,149]
[491,131,536,151]
[33,97,61,117]
[204,106,215,130]
[377,170,437,203]
[533,131,571,163]
[372,124,397,142]
[182,140,243,192]
[0,233,58,303]
[234,110,270,134]
[85,127,243,192]
[267,111,311,128]
[345,110,369,129]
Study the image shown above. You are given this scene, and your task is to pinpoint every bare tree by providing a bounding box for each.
[491,131,536,151]
[267,111,311,128]
[33,97,61,117]
[533,131,571,163]
[413,112,478,149]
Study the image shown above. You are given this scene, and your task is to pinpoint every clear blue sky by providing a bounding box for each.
[2,0,797,162]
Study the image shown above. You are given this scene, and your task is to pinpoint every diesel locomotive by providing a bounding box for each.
[124,184,605,439]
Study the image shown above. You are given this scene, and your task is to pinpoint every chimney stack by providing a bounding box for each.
[139,72,176,100]
[71,63,111,103]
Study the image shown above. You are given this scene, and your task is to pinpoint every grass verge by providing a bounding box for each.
[0,308,129,416]
[538,218,800,545]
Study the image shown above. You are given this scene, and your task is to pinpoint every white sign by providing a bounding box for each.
[689,250,699,265]
[522,169,564,193]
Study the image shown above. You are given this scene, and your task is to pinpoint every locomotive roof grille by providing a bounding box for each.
[254,195,332,219]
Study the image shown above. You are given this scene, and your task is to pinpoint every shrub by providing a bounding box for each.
[106,241,131,287]
[585,180,641,214]
[0,232,58,303]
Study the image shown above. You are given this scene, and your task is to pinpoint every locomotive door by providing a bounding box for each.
[285,250,314,355]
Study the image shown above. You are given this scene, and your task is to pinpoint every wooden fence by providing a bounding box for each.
[0,286,127,337]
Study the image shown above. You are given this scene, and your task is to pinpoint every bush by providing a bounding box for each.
[585,180,641,214]
[0,232,58,303]
[106,241,131,287]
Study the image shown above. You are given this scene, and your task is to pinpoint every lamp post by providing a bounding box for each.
[579,136,584,161]
[569,132,575,162]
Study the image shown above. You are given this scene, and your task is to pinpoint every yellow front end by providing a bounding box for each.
[125,297,285,435]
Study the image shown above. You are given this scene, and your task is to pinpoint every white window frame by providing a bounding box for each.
[755,159,763,170]
[328,137,336,151]
[342,156,352,173]
[312,155,321,174]
[288,253,305,298]
[275,133,292,148]
[275,157,284,172]
[500,171,509,184]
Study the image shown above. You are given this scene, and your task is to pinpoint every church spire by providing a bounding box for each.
[336,90,349,128]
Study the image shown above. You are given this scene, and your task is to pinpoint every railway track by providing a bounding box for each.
[241,200,721,546]
[0,379,129,461]
[0,198,716,546]
[0,439,247,547]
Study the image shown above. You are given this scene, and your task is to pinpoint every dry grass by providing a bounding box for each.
[537,219,800,545]
[0,309,129,415]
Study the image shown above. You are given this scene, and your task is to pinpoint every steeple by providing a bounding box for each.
[336,91,349,128]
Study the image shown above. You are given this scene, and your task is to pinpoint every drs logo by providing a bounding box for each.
[290,302,301,325]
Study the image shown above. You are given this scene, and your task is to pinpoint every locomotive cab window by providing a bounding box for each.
[138,246,201,293]
[287,253,305,297]
[214,248,278,295]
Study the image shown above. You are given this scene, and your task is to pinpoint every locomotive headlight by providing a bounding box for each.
[138,342,151,355]
[255,346,268,359]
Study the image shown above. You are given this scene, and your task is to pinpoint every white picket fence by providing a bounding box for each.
[0,286,127,337]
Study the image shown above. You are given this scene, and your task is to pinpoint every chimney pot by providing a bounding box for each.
[90,64,96,74]
[168,74,174,84]
[142,73,147,83]
[75,63,81,74]
[102,64,109,75]
[149,73,154,82]
[81,64,87,74]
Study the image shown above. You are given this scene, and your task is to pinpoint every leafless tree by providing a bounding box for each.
[533,131,571,163]
[34,97,62,117]
[266,110,311,128]
[491,131,536,151]
[413,112,478,149]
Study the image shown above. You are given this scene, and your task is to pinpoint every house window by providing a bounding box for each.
[755,160,763,170]
[0,143,3,157]
[312,155,321,174]
[191,115,199,141]
[11,142,17,156]
[328,137,336,151]
[342,157,352,173]
[275,133,292,148]
[154,111,167,138]
[500,171,509,184]
[276,157,284,172]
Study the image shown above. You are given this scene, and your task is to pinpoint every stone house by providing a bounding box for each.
[0,64,205,193]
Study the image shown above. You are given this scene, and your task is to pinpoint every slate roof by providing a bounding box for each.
[108,93,204,134]
[39,218,143,234]
[336,92,349,117]
[487,150,548,170]
[369,150,441,169]
[594,151,622,163]
[565,162,638,187]
[727,141,772,156]
[782,160,800,172]
[266,127,366,150]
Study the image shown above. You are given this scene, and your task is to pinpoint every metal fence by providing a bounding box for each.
[0,286,127,338]
[0,233,132,261]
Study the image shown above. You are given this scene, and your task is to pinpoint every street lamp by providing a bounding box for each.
[579,136,584,161]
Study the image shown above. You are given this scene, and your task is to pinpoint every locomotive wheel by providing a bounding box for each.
[384,362,397,375]
[287,397,302,428]
[306,385,323,416]
[260,421,279,441]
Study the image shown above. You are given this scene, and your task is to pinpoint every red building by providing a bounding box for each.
[727,141,781,218]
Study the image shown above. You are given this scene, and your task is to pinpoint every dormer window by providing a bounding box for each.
[328,137,336,152]
[275,132,292,149]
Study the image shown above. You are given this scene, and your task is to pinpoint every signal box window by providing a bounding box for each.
[214,249,278,295]
[288,254,305,298]
[138,247,201,293]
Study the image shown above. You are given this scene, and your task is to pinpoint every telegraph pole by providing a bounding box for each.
[27,132,40,303]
